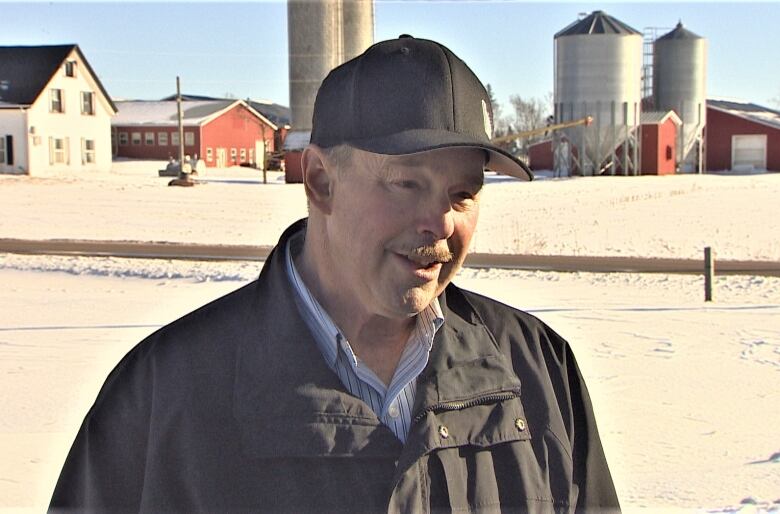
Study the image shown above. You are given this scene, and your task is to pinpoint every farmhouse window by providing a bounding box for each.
[145,132,155,145]
[184,132,195,146]
[131,132,141,145]
[206,147,213,161]
[158,132,168,146]
[0,137,5,164]
[230,148,237,161]
[119,132,129,146]
[82,138,96,164]
[65,60,77,77]
[240,148,246,162]
[81,91,95,115]
[49,137,69,164]
[171,132,180,146]
[50,89,64,113]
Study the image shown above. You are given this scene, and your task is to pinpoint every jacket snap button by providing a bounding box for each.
[515,418,526,431]
[438,425,449,439]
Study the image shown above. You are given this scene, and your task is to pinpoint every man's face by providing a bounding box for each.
[323,146,485,319]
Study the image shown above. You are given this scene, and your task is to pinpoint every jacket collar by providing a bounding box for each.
[233,219,524,459]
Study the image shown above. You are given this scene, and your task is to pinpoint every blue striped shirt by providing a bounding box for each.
[285,234,443,442]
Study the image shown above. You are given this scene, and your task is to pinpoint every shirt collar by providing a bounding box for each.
[284,232,444,367]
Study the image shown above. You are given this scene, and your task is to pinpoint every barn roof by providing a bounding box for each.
[555,10,641,38]
[708,98,780,131]
[159,93,291,127]
[0,44,116,112]
[113,99,278,130]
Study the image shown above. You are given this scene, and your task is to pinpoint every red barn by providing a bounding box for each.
[528,138,554,171]
[639,111,680,175]
[707,99,780,172]
[112,99,278,167]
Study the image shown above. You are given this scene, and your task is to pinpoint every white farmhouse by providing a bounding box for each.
[0,45,116,175]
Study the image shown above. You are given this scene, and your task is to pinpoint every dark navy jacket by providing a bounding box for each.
[50,220,620,513]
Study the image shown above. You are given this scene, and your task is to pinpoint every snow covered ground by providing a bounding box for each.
[1,159,779,261]
[0,161,778,512]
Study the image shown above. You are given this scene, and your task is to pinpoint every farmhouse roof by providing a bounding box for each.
[0,44,116,112]
[708,98,780,131]
[113,99,278,130]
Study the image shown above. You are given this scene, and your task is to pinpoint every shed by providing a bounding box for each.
[528,138,554,171]
[282,130,310,183]
[640,110,681,175]
[706,99,780,172]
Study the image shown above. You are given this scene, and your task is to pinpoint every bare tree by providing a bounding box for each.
[507,93,553,155]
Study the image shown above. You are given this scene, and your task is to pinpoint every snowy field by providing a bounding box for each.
[1,161,779,512]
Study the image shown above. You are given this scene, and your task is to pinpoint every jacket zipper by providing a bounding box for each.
[411,389,521,427]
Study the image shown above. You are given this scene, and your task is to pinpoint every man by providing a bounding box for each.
[51,36,619,513]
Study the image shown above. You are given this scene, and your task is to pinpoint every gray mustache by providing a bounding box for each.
[407,245,454,263]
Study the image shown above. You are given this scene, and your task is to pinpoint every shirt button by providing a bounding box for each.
[388,403,400,418]
[515,418,526,431]
[438,425,449,439]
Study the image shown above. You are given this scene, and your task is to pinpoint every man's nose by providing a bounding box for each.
[417,195,455,240]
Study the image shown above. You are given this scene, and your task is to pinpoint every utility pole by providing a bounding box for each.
[176,76,186,179]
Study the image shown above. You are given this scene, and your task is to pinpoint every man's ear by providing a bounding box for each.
[301,145,335,215]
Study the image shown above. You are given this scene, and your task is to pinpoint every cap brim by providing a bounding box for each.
[344,128,533,181]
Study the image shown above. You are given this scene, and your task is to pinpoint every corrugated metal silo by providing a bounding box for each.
[554,11,643,176]
[341,0,375,62]
[287,0,374,132]
[653,22,707,173]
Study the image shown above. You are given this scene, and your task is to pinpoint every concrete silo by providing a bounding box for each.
[287,0,374,132]
[554,11,643,176]
[653,22,707,173]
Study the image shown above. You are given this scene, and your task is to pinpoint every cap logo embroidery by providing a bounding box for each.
[481,99,492,139]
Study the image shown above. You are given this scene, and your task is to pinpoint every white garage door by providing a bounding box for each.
[731,134,767,171]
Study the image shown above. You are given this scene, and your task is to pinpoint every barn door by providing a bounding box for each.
[216,148,226,168]
[731,135,767,171]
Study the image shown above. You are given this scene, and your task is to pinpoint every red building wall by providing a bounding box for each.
[114,126,200,161]
[528,140,554,171]
[640,118,677,175]
[707,107,780,171]
[113,104,277,167]
[201,104,275,167]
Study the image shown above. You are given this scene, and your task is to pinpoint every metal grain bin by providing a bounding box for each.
[554,11,643,175]
[653,22,707,173]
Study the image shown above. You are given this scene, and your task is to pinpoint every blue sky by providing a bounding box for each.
[2,1,779,115]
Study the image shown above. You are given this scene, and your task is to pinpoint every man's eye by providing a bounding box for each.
[395,180,419,189]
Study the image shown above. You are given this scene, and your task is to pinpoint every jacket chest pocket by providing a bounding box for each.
[423,398,576,513]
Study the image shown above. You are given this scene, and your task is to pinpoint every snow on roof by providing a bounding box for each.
[113,100,237,127]
[283,130,311,151]
[708,98,780,131]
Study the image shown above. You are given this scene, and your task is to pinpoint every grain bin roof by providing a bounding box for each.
[555,10,641,38]
[657,22,703,41]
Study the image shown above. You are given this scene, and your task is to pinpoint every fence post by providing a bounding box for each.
[704,247,714,302]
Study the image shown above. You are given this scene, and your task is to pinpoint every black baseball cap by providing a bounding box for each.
[310,35,533,181]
